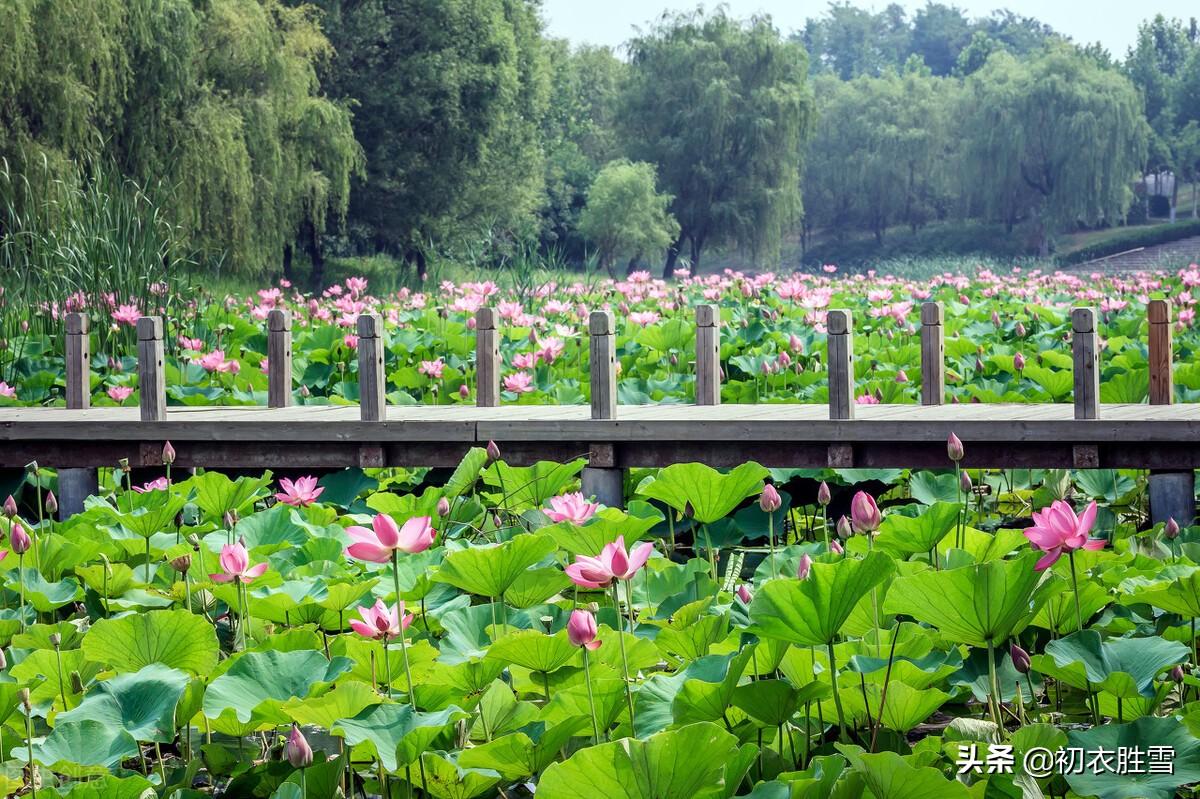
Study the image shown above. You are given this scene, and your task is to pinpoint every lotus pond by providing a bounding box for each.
[0,446,1197,798]
[3,266,1200,407]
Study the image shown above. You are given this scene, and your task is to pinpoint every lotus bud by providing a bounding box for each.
[960,471,973,493]
[1013,352,1026,371]
[175,512,185,529]
[797,553,813,581]
[0,649,7,669]
[759,484,781,513]
[486,440,501,463]
[991,311,1001,327]
[18,687,30,712]
[1010,643,1031,674]
[171,554,192,574]
[669,353,678,367]
[836,515,852,540]
[458,384,469,399]
[1172,665,1187,683]
[10,523,31,555]
[2,495,15,519]
[974,357,984,373]
[684,501,695,519]
[437,497,451,517]
[566,609,601,650]
[850,491,881,534]
[224,510,238,529]
[44,491,57,516]
[817,481,831,506]
[1016,321,1027,337]
[735,584,753,604]
[285,723,313,769]
[70,671,84,694]
[830,539,844,555]
[300,385,311,398]
[946,432,964,462]
[49,633,61,648]
[1166,518,1181,540]
[162,441,176,465]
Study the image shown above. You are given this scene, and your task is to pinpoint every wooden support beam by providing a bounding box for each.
[1071,307,1099,420]
[827,309,854,420]
[60,312,97,517]
[357,313,386,422]
[475,308,500,408]
[695,304,721,405]
[589,310,617,420]
[137,317,166,422]
[582,466,624,509]
[267,309,292,408]
[920,302,945,405]
[1148,299,1172,405]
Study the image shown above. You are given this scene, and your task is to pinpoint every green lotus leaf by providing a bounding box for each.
[57,663,189,742]
[636,462,769,524]
[874,502,961,556]
[486,629,578,673]
[502,567,571,608]
[748,551,894,646]
[19,718,139,778]
[634,648,754,737]
[98,490,188,540]
[884,552,1060,647]
[417,750,503,799]
[203,649,354,724]
[317,467,379,508]
[1033,579,1112,633]
[282,680,382,729]
[1030,630,1188,699]
[732,678,800,727]
[228,503,311,552]
[82,609,219,675]
[434,533,556,598]
[842,680,950,732]
[908,472,960,506]
[538,721,741,799]
[458,719,587,781]
[331,703,467,772]
[59,773,156,798]
[481,458,587,509]
[182,471,271,523]
[950,646,1041,703]
[443,447,489,499]
[6,568,80,611]
[842,748,969,798]
[1121,566,1200,617]
[1066,716,1200,799]
[10,648,101,708]
[542,502,663,558]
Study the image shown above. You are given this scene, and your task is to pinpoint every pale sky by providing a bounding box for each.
[541,1,1199,60]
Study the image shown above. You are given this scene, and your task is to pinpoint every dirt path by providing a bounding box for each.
[1066,234,1200,272]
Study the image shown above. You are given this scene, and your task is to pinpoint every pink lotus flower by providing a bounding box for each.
[133,477,170,493]
[567,609,601,650]
[343,334,358,350]
[107,386,133,404]
[285,723,313,769]
[198,350,238,373]
[10,523,30,555]
[735,584,753,604]
[346,514,436,563]
[349,599,412,640]
[545,492,599,524]
[629,311,660,326]
[211,542,268,583]
[1023,500,1106,570]
[564,535,654,589]
[797,553,813,580]
[504,371,534,393]
[419,358,445,379]
[111,304,140,326]
[276,476,324,507]
[759,484,781,513]
[0,382,15,398]
[850,491,881,534]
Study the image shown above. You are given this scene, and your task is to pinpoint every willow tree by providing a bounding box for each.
[0,0,362,279]
[962,46,1149,254]
[621,9,815,276]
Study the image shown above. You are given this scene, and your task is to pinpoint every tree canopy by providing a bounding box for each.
[577,160,679,276]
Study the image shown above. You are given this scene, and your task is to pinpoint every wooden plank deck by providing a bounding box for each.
[3,403,1199,470]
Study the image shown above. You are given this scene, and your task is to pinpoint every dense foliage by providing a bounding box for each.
[3,265,1200,408]
[0,439,1199,796]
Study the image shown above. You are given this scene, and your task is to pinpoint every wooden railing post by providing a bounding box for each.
[267,309,292,408]
[583,309,622,508]
[1149,299,1173,405]
[137,317,166,422]
[475,308,500,407]
[695,304,721,406]
[60,313,97,517]
[589,310,617,420]
[357,313,385,422]
[1071,307,1099,420]
[920,302,944,405]
[827,309,854,420]
[1146,299,1194,525]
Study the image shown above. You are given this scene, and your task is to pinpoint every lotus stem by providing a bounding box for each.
[767,513,776,578]
[986,639,1002,730]
[382,638,392,698]
[391,552,416,712]
[611,583,636,728]
[582,648,600,745]
[826,641,849,743]
[23,706,36,799]
[17,554,25,632]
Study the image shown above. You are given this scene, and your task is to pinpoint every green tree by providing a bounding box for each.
[910,2,972,76]
[621,8,815,276]
[309,0,549,281]
[577,160,679,276]
[964,46,1149,254]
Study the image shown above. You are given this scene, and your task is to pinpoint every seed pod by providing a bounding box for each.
[171,554,193,574]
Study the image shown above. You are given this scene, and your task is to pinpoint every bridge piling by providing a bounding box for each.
[583,310,623,508]
[58,312,97,517]
[1146,300,1195,526]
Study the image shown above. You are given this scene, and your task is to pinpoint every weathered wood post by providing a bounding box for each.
[1146,300,1194,525]
[267,309,292,408]
[582,310,623,508]
[1071,308,1099,421]
[137,317,166,422]
[357,314,386,422]
[475,308,500,407]
[695,304,721,405]
[59,313,97,517]
[827,309,854,420]
[920,302,945,405]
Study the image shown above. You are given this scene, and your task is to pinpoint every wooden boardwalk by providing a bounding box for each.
[2,301,1198,475]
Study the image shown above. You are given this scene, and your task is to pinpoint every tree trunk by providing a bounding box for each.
[302,221,325,291]
[662,233,685,279]
[282,243,294,283]
[413,248,428,283]
[624,252,642,277]
[1193,180,1197,219]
